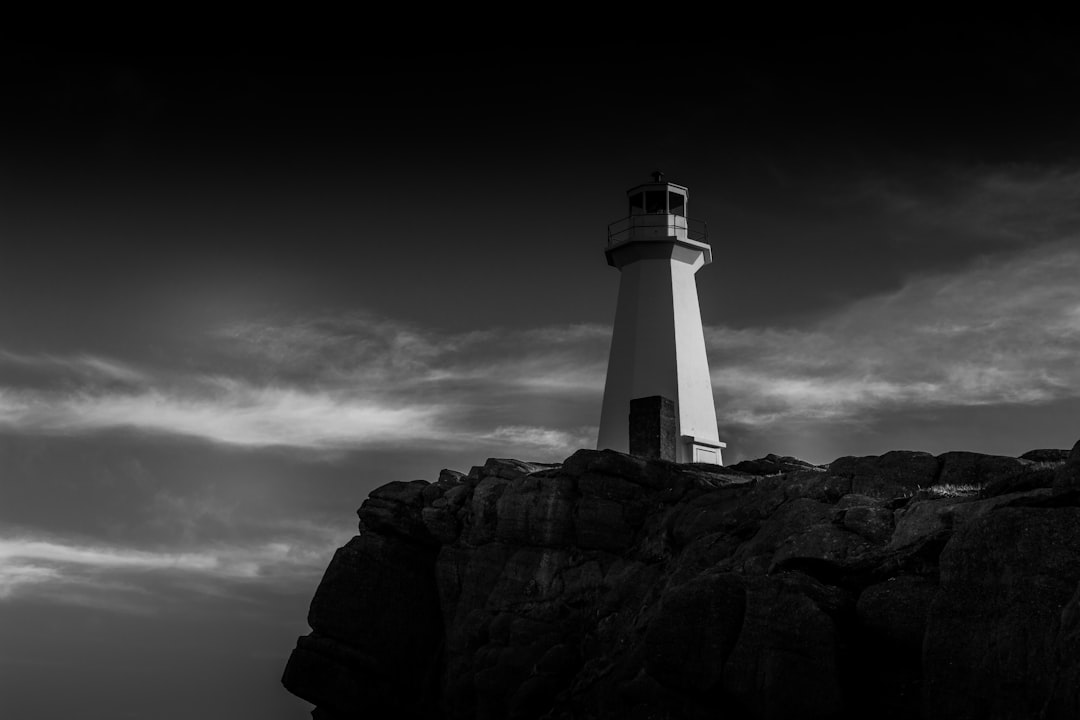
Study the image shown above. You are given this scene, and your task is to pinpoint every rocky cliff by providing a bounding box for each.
[282,440,1080,720]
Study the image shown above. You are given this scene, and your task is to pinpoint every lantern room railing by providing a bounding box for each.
[606,215,709,248]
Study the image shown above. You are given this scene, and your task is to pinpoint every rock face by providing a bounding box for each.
[283,444,1080,720]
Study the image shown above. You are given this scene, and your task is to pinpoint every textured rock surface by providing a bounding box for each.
[283,444,1080,719]
[1054,438,1080,491]
[728,453,823,476]
[924,507,1080,719]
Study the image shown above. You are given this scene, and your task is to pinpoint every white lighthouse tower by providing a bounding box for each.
[597,173,726,464]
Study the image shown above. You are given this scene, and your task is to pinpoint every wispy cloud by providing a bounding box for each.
[0,563,60,600]
[710,239,1080,427]
[0,318,609,458]
[480,425,598,452]
[216,314,609,392]
[0,350,147,386]
[0,382,444,449]
[0,539,219,572]
[853,164,1080,247]
[0,530,342,610]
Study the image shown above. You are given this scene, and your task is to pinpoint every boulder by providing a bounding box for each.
[1053,438,1080,491]
[887,488,1055,551]
[560,449,691,496]
[850,575,938,719]
[1044,580,1080,718]
[643,572,745,692]
[834,494,895,544]
[936,451,1026,489]
[471,457,559,481]
[722,572,851,719]
[857,575,937,651]
[358,479,434,545]
[1019,448,1071,464]
[923,506,1080,719]
[421,504,461,544]
[982,466,1058,498]
[731,497,834,570]
[770,520,874,575]
[283,531,442,717]
[466,476,513,545]
[756,470,851,504]
[668,484,756,548]
[728,453,824,475]
[828,451,941,499]
[494,475,577,547]
[436,542,516,645]
[438,468,467,484]
[574,471,652,552]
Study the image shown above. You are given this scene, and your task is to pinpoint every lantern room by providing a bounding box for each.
[605,171,711,268]
[627,171,688,216]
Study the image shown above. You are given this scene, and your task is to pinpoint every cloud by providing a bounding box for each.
[947,166,1080,242]
[0,539,219,572]
[0,350,148,387]
[853,164,1080,248]
[0,383,445,449]
[216,314,609,392]
[709,239,1080,428]
[481,425,598,454]
[0,317,608,457]
[0,529,343,611]
[0,563,60,600]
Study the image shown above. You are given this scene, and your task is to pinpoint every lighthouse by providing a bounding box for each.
[597,173,726,465]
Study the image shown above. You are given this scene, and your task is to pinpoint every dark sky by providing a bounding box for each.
[2,33,1080,717]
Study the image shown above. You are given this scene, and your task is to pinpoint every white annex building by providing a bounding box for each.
[597,173,726,465]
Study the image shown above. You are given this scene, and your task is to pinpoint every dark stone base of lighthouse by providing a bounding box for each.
[282,439,1080,720]
[629,395,677,461]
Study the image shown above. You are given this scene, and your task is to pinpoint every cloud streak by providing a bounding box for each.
[0,382,444,449]
[216,315,609,393]
[0,530,342,610]
[710,239,1080,427]
[0,319,609,458]
[853,164,1080,247]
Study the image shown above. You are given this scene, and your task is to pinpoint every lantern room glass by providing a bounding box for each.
[629,188,687,216]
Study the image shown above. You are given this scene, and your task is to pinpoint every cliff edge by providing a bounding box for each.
[282,440,1080,720]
